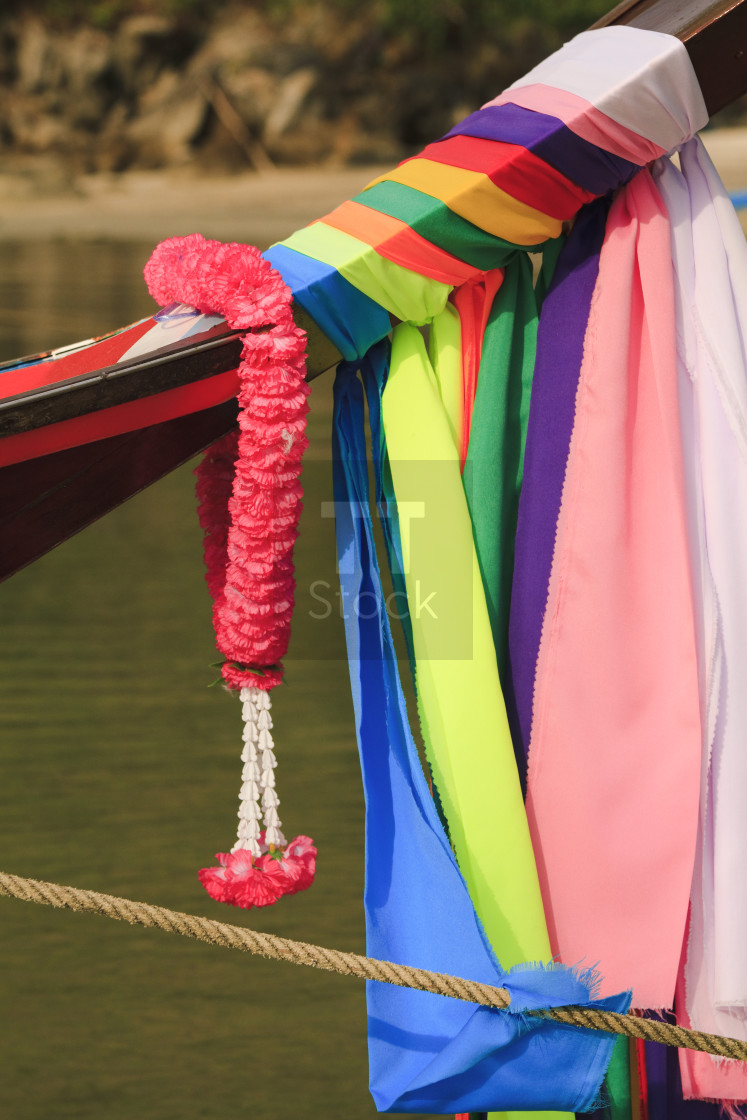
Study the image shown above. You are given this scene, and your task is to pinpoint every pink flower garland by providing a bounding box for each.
[144,234,316,909]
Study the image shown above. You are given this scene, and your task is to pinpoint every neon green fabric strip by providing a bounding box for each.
[381,321,551,967]
[428,301,463,453]
[282,222,452,324]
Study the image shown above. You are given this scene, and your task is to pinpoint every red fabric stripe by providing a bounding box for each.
[0,318,154,399]
[451,271,504,467]
[634,1038,649,1120]
[0,368,239,468]
[415,134,595,220]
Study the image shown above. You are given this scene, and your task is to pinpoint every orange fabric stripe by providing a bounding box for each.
[319,201,484,287]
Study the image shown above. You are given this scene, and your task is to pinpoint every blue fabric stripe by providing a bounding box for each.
[264,243,390,362]
[333,355,629,1114]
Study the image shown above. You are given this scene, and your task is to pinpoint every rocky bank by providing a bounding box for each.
[0,4,562,189]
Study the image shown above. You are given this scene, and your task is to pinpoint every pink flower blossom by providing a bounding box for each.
[197,852,233,904]
[276,835,317,895]
[198,838,316,909]
[255,851,293,896]
[225,849,284,909]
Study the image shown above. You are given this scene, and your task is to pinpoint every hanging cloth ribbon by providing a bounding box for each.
[655,138,747,1105]
[382,317,550,968]
[451,270,506,464]
[332,355,628,1113]
[518,167,702,1009]
[497,31,707,1011]
[507,198,609,779]
[462,252,540,681]
[263,21,713,1115]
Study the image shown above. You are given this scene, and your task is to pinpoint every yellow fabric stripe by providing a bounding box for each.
[364,159,562,245]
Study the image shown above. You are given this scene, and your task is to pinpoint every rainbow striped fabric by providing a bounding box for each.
[267,23,747,1117]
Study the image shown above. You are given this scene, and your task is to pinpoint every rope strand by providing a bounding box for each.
[0,870,744,1062]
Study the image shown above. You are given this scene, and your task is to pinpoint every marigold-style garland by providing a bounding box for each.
[144,234,316,910]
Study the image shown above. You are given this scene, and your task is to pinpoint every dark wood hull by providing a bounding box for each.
[0,305,340,582]
[0,404,237,581]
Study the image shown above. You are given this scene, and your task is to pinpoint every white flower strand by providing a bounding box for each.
[232,686,286,855]
[256,689,286,848]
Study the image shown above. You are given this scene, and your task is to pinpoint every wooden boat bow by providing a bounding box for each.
[1,0,746,582]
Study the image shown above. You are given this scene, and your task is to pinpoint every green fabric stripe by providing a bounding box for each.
[463,254,538,681]
[605,1038,633,1120]
[355,180,545,270]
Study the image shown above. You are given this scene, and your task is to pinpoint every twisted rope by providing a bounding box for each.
[1,870,745,1061]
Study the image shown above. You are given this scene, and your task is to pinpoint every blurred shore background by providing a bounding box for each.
[0,0,744,244]
[1,5,746,1120]
[0,0,662,183]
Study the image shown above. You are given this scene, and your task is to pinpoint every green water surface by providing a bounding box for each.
[0,241,436,1120]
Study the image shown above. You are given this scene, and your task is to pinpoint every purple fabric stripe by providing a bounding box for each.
[644,1041,721,1120]
[445,104,639,197]
[506,198,609,786]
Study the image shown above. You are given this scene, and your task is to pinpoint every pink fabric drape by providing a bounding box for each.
[486,85,667,165]
[525,169,702,1008]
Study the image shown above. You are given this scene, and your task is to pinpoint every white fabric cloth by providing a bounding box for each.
[655,138,747,1099]
[510,27,708,152]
